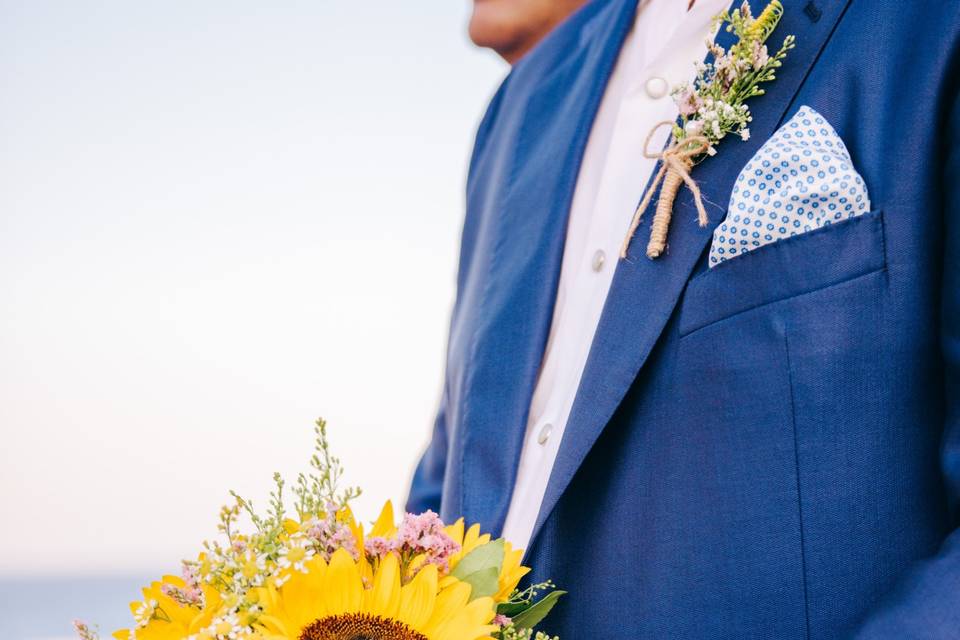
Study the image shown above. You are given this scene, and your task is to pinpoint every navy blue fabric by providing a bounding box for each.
[408,0,960,637]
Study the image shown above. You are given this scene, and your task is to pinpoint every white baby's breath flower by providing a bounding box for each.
[685,120,705,136]
[740,128,751,141]
[201,612,248,640]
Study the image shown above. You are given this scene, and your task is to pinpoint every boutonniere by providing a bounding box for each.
[621,0,796,260]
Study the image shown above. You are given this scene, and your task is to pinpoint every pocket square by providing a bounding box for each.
[709,105,870,267]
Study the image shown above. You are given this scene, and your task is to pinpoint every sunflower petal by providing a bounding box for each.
[370,501,396,537]
[256,614,292,637]
[421,580,472,638]
[431,593,498,640]
[322,548,363,616]
[368,552,402,619]
[396,563,438,630]
[444,518,465,546]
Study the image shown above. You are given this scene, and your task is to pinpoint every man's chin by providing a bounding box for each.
[467,3,531,63]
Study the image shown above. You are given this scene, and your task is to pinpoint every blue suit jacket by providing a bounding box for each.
[408,0,960,636]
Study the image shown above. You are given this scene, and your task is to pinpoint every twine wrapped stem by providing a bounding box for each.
[620,121,711,259]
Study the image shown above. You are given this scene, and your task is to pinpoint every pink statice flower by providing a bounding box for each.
[304,507,360,561]
[364,535,395,558]
[674,85,703,117]
[493,614,513,627]
[73,620,99,640]
[714,55,737,92]
[751,40,770,69]
[160,561,204,607]
[395,510,461,573]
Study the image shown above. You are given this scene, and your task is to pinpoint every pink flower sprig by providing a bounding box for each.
[304,504,360,561]
[364,510,461,576]
[160,561,204,608]
[396,511,461,573]
[72,620,99,640]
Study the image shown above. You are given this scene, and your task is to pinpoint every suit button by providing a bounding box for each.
[592,249,606,272]
[537,423,553,445]
[645,76,669,99]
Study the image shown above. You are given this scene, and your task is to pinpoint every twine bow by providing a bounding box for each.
[620,121,711,259]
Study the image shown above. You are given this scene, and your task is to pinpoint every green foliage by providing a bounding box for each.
[204,417,358,595]
[451,539,505,579]
[510,590,567,630]
[451,538,506,601]
[495,580,564,640]
[496,579,556,615]
[673,0,796,153]
[460,566,501,600]
[293,418,362,519]
[499,628,560,640]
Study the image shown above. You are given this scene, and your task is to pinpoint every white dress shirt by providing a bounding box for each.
[501,0,732,552]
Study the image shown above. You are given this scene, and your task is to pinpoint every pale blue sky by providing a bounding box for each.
[0,1,505,576]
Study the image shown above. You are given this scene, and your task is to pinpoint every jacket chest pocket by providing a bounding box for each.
[678,209,886,338]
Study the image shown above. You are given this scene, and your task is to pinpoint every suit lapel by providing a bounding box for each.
[528,0,855,548]
[458,0,640,534]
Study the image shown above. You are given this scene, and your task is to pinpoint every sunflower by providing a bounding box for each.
[111,575,222,640]
[255,548,497,640]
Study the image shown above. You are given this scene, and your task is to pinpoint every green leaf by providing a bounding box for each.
[511,590,567,630]
[459,566,501,600]
[451,539,505,581]
[496,600,532,617]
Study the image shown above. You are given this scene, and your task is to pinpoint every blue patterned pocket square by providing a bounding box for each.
[709,105,870,267]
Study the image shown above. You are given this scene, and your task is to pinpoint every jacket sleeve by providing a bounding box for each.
[404,76,510,515]
[853,81,960,640]
[406,390,449,514]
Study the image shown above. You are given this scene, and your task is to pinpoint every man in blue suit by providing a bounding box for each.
[408,0,960,637]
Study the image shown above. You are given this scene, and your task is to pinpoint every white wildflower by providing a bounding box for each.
[133,599,158,628]
[277,535,315,573]
[685,120,705,137]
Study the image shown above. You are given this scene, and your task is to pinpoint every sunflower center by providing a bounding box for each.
[299,613,429,640]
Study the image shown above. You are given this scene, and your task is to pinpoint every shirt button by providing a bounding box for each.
[537,423,553,445]
[591,249,606,272]
[644,76,669,99]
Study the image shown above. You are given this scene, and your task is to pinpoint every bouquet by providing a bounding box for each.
[73,419,564,640]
